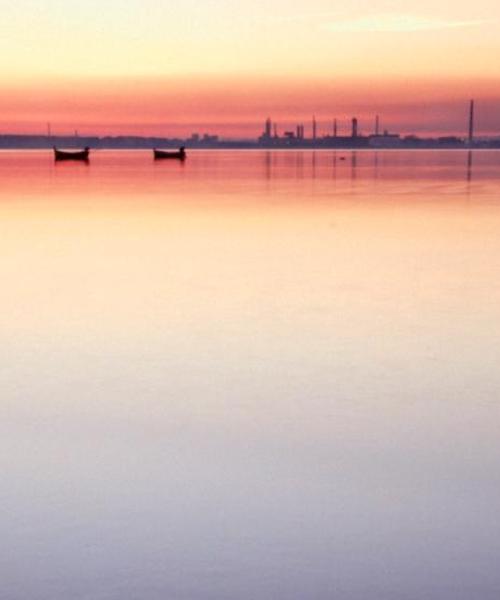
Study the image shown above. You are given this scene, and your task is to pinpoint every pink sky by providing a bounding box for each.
[0,76,498,138]
[1,1,499,137]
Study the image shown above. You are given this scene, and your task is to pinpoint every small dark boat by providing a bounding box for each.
[54,146,90,161]
[153,147,186,161]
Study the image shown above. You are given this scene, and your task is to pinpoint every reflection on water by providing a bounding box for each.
[1,150,500,600]
[467,150,473,183]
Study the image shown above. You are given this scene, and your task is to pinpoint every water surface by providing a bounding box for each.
[1,150,500,599]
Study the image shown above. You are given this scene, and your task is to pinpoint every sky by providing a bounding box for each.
[0,0,499,137]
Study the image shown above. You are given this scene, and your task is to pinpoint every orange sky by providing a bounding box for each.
[1,0,499,137]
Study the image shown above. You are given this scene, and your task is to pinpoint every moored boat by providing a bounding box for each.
[153,147,186,160]
[54,147,90,161]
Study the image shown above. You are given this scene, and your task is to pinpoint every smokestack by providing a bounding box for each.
[312,116,317,140]
[265,117,272,138]
[352,118,358,139]
[468,100,475,145]
[333,118,337,138]
[273,123,278,138]
[375,115,380,136]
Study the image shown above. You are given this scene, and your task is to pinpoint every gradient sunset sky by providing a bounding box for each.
[1,0,499,137]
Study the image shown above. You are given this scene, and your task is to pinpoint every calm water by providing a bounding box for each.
[1,150,500,600]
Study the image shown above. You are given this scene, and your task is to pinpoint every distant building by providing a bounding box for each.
[202,133,219,143]
[369,131,401,148]
[258,118,273,144]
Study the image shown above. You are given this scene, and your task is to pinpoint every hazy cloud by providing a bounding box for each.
[323,14,485,33]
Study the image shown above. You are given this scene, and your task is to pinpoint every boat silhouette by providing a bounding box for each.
[153,147,186,161]
[54,147,90,161]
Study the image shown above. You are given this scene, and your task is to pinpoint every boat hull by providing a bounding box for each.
[54,148,90,161]
[153,149,186,160]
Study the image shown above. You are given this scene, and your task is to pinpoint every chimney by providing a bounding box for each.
[468,100,475,145]
[352,118,358,138]
[265,117,272,138]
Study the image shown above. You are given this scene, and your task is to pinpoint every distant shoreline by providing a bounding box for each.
[1,134,500,151]
[1,145,500,153]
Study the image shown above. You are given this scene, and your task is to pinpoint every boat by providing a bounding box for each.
[54,147,90,161]
[153,147,186,161]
